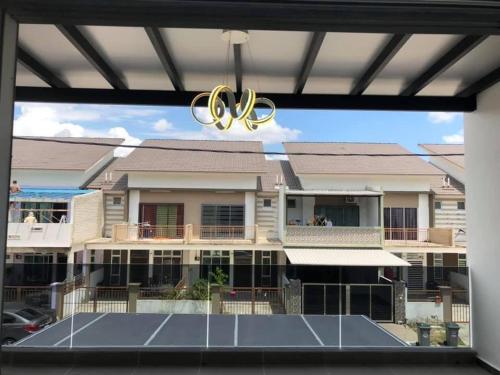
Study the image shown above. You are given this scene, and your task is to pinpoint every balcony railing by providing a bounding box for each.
[112,224,257,243]
[384,228,454,247]
[285,226,383,247]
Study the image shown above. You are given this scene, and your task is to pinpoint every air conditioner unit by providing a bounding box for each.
[345,196,358,204]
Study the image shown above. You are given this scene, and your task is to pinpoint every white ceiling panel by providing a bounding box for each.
[365,34,462,95]
[18,24,111,89]
[304,32,390,94]
[241,30,309,93]
[15,63,50,87]
[419,36,500,96]
[78,26,174,90]
[161,28,235,91]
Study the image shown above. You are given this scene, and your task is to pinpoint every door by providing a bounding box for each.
[129,250,149,286]
[233,251,253,287]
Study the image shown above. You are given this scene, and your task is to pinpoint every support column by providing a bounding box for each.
[0,10,18,325]
[417,193,430,229]
[244,191,256,239]
[464,83,500,370]
[128,189,140,224]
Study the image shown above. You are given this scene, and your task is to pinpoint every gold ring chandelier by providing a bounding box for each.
[190,30,276,132]
[190,85,276,131]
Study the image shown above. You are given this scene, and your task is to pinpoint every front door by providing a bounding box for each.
[233,250,253,287]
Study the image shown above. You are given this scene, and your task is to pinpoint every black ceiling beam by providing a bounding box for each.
[56,24,127,90]
[233,43,242,93]
[456,66,500,98]
[295,32,326,94]
[401,35,488,96]
[17,46,69,88]
[8,1,500,35]
[351,34,411,96]
[144,27,184,92]
[15,87,476,112]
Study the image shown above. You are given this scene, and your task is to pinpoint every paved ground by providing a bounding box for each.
[15,313,407,348]
[1,364,491,375]
[380,323,418,344]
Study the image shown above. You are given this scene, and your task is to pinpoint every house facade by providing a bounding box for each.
[5,137,122,285]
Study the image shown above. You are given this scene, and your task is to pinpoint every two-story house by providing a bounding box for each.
[5,137,123,285]
[83,140,283,288]
[281,142,465,292]
[420,143,467,276]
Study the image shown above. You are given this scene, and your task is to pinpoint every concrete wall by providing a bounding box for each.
[256,193,279,240]
[384,192,419,207]
[298,174,432,192]
[128,172,258,190]
[71,191,104,245]
[103,193,126,237]
[464,82,500,370]
[406,301,443,322]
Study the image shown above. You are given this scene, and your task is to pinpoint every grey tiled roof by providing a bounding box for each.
[284,142,443,175]
[85,157,128,191]
[420,143,465,169]
[116,139,267,173]
[259,160,302,192]
[11,137,124,171]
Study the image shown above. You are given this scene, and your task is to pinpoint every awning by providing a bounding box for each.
[286,190,383,196]
[10,188,92,202]
[284,248,411,267]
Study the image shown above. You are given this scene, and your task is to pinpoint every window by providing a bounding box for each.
[435,201,442,209]
[263,199,272,208]
[433,253,444,280]
[458,254,467,268]
[3,314,16,324]
[200,250,230,283]
[287,199,296,209]
[152,250,182,286]
[457,201,465,210]
[384,207,418,240]
[112,197,122,205]
[90,250,96,264]
[201,205,244,226]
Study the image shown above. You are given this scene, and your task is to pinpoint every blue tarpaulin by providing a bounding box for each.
[9,188,92,201]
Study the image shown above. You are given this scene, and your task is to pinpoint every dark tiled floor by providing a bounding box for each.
[1,364,492,375]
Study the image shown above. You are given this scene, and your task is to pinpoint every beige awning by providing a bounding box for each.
[284,248,411,266]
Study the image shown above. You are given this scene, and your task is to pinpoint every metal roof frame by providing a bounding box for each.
[5,1,500,110]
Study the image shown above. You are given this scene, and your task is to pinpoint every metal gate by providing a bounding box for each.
[302,283,394,322]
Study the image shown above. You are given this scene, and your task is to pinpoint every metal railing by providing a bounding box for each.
[193,225,249,240]
[285,225,383,247]
[138,224,184,240]
[63,286,128,317]
[452,289,470,323]
[113,224,256,242]
[384,228,454,246]
[220,287,284,315]
[3,286,52,307]
[407,289,442,302]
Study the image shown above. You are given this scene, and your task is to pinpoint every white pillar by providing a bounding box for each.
[465,82,500,370]
[417,193,429,229]
[128,189,140,224]
[0,12,18,316]
[244,191,256,239]
[278,185,286,241]
[302,196,315,225]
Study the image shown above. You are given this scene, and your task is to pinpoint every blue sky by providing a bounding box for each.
[13,102,464,155]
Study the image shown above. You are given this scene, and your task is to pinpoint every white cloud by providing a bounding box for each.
[153,108,301,145]
[153,119,174,132]
[427,112,460,124]
[265,154,289,160]
[442,128,464,143]
[14,103,142,157]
